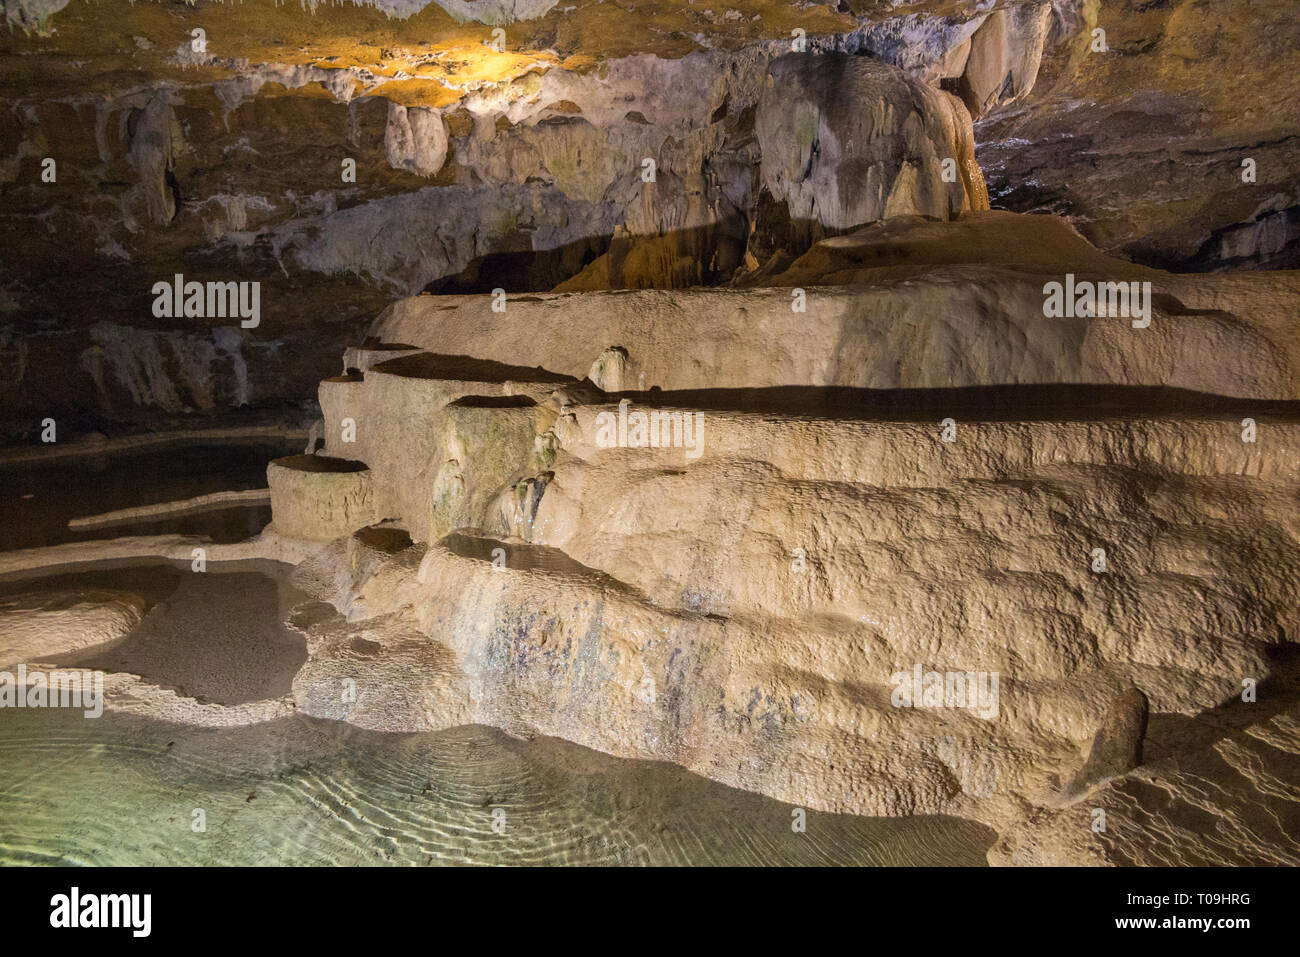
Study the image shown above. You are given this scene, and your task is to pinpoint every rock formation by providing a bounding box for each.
[1062,686,1149,801]
[10,0,1290,431]
[257,212,1300,861]
[2,0,1299,868]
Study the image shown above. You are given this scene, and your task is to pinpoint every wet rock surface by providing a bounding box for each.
[2,0,1298,870]
[255,212,1300,863]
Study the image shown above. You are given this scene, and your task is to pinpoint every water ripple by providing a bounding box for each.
[0,709,993,866]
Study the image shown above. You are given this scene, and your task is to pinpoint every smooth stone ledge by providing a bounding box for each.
[0,530,324,581]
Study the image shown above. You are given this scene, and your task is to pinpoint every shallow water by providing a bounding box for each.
[0,709,994,866]
[0,459,997,867]
[0,441,297,550]
[18,561,310,705]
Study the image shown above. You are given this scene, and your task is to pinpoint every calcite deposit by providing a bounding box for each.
[259,211,1300,862]
[0,589,144,667]
[2,0,1298,868]
[7,0,1297,431]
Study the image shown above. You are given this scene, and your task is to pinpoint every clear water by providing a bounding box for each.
[0,447,997,867]
[0,709,994,866]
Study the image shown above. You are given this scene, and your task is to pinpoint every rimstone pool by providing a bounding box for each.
[0,707,995,866]
[3,0,1300,888]
[0,444,994,867]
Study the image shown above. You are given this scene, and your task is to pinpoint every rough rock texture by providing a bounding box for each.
[267,213,1300,862]
[976,0,1300,271]
[287,397,1299,823]
[266,453,382,541]
[991,654,1300,865]
[757,54,985,231]
[372,213,1300,401]
[1062,686,1149,800]
[4,0,1295,433]
[316,356,572,542]
[0,0,1010,432]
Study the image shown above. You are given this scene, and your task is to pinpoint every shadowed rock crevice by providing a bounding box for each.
[1061,686,1150,801]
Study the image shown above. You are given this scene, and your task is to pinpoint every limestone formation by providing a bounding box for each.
[253,212,1300,862]
[2,0,1037,430]
[2,0,1299,872]
[266,454,382,542]
[0,590,144,668]
[1062,686,1150,801]
[756,54,987,229]
[371,214,1300,402]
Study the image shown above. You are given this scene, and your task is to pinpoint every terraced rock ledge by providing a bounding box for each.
[267,213,1300,865]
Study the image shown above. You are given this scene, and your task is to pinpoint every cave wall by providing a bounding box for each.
[1,0,1296,433]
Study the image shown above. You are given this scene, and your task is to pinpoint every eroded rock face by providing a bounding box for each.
[285,389,1300,823]
[976,0,1300,271]
[5,0,1295,433]
[952,3,1053,120]
[991,660,1300,865]
[0,0,1077,432]
[0,41,984,426]
[1062,686,1149,800]
[757,54,986,229]
[371,214,1300,402]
